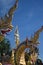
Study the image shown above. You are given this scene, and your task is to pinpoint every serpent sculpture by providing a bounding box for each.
[15,26,43,65]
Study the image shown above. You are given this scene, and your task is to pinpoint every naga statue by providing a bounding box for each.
[0,0,18,42]
[14,26,43,65]
[30,26,43,44]
[30,26,43,52]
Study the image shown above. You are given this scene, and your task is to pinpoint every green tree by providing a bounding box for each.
[0,38,11,56]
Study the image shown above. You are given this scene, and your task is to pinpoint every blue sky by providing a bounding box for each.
[0,0,43,60]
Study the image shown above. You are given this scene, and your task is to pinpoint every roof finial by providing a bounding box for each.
[14,26,20,47]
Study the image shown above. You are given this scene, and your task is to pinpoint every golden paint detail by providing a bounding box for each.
[30,26,43,44]
[10,49,15,65]
[0,34,4,42]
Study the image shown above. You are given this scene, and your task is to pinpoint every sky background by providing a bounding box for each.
[0,0,43,61]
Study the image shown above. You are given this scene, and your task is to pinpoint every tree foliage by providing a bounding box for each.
[0,38,11,56]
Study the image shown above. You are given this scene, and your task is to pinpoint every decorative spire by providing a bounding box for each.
[14,26,20,47]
